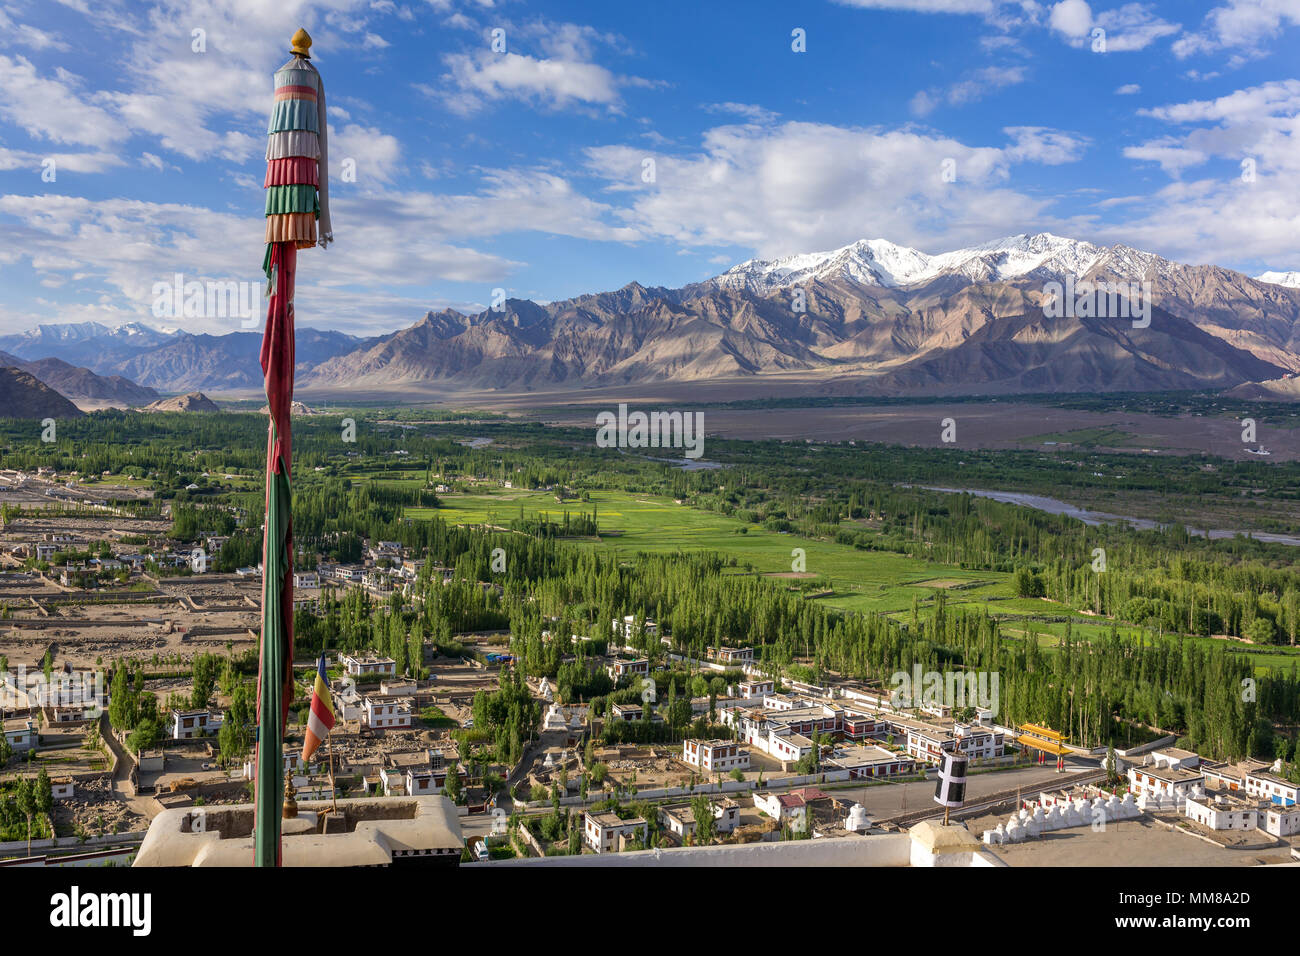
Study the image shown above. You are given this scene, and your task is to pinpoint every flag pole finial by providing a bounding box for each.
[290,27,312,58]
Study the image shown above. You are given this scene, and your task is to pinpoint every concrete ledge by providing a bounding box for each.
[133,795,463,867]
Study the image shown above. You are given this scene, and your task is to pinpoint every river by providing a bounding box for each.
[915,486,1300,548]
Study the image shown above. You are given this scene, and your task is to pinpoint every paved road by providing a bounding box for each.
[830,757,1100,821]
[465,755,1102,839]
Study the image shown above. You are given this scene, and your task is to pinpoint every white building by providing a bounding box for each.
[754,790,809,830]
[681,738,750,773]
[582,811,648,853]
[658,799,740,842]
[1128,760,1204,803]
[607,658,650,680]
[609,702,649,722]
[1184,788,1261,831]
[707,646,754,665]
[170,709,221,740]
[1262,806,1300,837]
[611,615,658,644]
[737,679,774,699]
[3,718,37,752]
[340,654,397,678]
[905,723,1004,764]
[1244,769,1299,807]
[364,696,412,730]
[1201,759,1268,793]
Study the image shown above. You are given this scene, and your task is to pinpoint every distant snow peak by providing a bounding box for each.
[712,232,1157,293]
[1256,271,1300,289]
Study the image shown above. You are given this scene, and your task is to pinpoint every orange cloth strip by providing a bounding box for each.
[265,213,317,245]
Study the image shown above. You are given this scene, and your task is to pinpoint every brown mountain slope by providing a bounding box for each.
[0,366,86,419]
[0,352,158,404]
[143,392,221,412]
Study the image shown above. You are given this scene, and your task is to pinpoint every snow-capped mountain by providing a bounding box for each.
[1255,271,1300,289]
[707,232,1177,293]
[8,233,1300,398]
[0,321,174,358]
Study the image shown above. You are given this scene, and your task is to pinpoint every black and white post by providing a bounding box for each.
[934,750,969,826]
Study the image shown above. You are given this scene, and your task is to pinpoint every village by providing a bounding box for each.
[3,527,1298,868]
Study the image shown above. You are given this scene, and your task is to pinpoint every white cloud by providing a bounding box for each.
[1048,1,1180,51]
[1115,83,1141,94]
[329,124,402,185]
[0,147,124,174]
[0,157,639,332]
[1122,139,1208,174]
[0,11,71,51]
[0,55,124,149]
[1004,126,1089,164]
[432,51,629,114]
[1105,78,1300,264]
[1174,0,1300,59]
[1049,0,1092,38]
[702,102,779,124]
[1138,79,1300,124]
[583,121,1076,258]
[911,65,1027,115]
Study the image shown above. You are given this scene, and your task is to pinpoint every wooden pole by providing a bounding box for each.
[328,731,338,813]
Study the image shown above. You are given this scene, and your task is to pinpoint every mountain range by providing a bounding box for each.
[6,233,1300,400]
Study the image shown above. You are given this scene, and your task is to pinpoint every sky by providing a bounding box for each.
[1,0,1300,337]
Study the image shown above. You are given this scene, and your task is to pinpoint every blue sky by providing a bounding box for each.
[1,0,1300,336]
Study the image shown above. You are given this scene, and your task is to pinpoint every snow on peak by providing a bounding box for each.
[1255,271,1300,289]
[715,238,933,292]
[709,232,1124,293]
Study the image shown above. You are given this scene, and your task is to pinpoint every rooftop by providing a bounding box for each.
[133,795,462,867]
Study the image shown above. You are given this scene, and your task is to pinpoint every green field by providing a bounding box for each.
[412,488,1010,615]
[410,487,1300,675]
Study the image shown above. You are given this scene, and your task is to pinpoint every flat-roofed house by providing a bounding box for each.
[825,743,916,780]
[582,811,648,853]
[170,709,221,740]
[606,658,650,680]
[1150,747,1202,772]
[340,654,397,678]
[1262,805,1300,837]
[1184,788,1262,831]
[1128,762,1204,802]
[3,718,36,752]
[737,679,774,699]
[707,646,754,665]
[609,702,643,722]
[905,722,1003,764]
[1245,769,1299,807]
[364,696,412,730]
[681,738,750,773]
[1202,760,1269,792]
[658,799,740,842]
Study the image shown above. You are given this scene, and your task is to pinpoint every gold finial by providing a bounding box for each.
[290,27,312,58]
[282,777,298,819]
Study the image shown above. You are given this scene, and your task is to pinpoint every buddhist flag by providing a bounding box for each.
[302,655,335,763]
[254,26,335,869]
